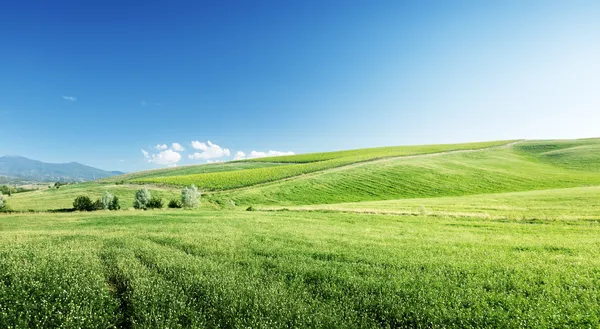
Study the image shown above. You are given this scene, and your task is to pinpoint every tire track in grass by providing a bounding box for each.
[99,244,134,329]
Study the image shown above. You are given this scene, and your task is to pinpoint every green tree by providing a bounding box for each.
[181,184,201,209]
[133,187,151,210]
[147,197,164,209]
[100,191,113,210]
[73,196,94,211]
[168,199,183,208]
[108,196,121,210]
[0,191,5,210]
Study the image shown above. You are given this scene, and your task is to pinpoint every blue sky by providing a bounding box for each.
[1,0,599,172]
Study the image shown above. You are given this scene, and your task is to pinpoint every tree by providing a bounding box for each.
[0,192,5,210]
[133,187,151,210]
[100,191,114,210]
[93,198,103,211]
[73,196,95,211]
[181,184,201,209]
[147,197,163,209]
[168,199,183,208]
[109,196,121,210]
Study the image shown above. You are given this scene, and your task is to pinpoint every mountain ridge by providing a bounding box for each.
[0,155,123,182]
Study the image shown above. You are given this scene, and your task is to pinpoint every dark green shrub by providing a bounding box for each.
[168,199,183,208]
[73,196,95,211]
[246,206,255,211]
[147,197,163,209]
[93,198,103,211]
[108,196,121,210]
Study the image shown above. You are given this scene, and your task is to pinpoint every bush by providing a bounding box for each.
[100,191,113,210]
[168,199,183,208]
[133,187,151,210]
[0,192,5,210]
[73,196,95,211]
[109,196,121,210]
[147,197,163,209]
[181,184,201,209]
[93,198,103,211]
[246,206,255,211]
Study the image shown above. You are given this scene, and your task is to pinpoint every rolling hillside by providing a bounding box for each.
[2,138,600,328]
[5,138,599,212]
[218,141,600,206]
[129,140,515,190]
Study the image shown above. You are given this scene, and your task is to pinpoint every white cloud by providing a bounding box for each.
[248,150,295,159]
[155,144,168,150]
[171,142,185,152]
[62,96,77,102]
[189,140,231,160]
[234,151,246,160]
[149,149,181,166]
[141,149,149,158]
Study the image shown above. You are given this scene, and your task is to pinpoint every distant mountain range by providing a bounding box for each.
[0,156,124,183]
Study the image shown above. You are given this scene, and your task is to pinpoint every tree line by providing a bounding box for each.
[72,185,201,211]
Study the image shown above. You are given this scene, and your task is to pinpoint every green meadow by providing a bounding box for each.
[1,138,600,328]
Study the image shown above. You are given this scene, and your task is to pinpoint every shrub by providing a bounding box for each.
[168,199,183,208]
[147,197,163,209]
[181,184,201,209]
[73,196,95,211]
[109,196,121,210]
[246,206,255,211]
[0,192,5,210]
[133,187,151,210]
[93,198,103,211]
[100,191,113,210]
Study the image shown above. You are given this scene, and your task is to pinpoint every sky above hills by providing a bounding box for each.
[1,0,599,172]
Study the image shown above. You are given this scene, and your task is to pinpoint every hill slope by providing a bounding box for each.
[130,140,516,190]
[0,156,122,182]
[215,139,600,206]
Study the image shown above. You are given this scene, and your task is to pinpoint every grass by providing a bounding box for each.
[4,183,180,212]
[131,140,515,190]
[261,186,600,220]
[514,139,600,172]
[219,145,600,206]
[1,210,599,328]
[102,162,286,182]
[2,138,600,328]
[246,140,518,163]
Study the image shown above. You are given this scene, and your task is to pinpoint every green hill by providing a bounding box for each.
[6,138,600,211]
[2,138,600,328]
[216,140,600,206]
[129,140,515,190]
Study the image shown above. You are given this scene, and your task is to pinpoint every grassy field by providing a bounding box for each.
[219,144,600,206]
[1,210,599,328]
[4,183,180,212]
[102,162,287,182]
[131,140,514,190]
[261,186,600,220]
[1,138,600,328]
